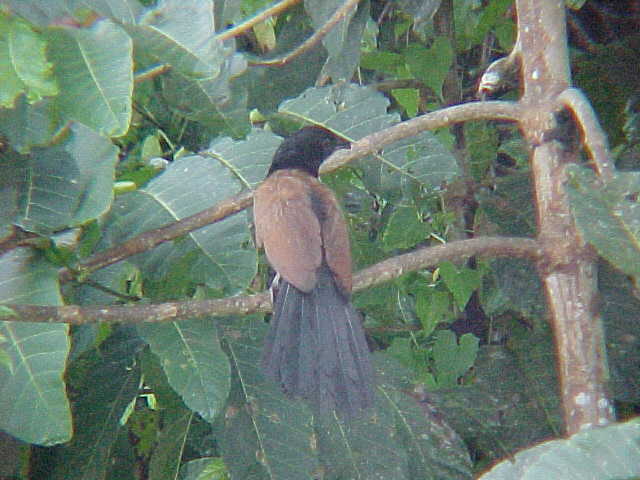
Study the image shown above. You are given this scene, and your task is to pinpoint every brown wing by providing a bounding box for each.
[253,170,323,292]
[313,182,353,295]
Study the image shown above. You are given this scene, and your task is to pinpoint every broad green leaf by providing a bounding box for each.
[382,205,430,251]
[179,458,227,480]
[480,418,640,480]
[375,355,473,480]
[360,51,406,76]
[405,37,453,101]
[432,330,479,387]
[429,344,561,462]
[481,258,545,318]
[0,248,70,446]
[50,327,143,480]
[476,170,536,236]
[396,0,441,25]
[0,96,60,153]
[439,261,483,310]
[0,123,118,235]
[126,0,223,78]
[599,262,640,402]
[222,320,320,479]
[46,19,133,136]
[100,130,279,295]
[416,287,453,335]
[138,319,230,423]
[160,64,249,138]
[0,13,58,108]
[279,85,459,200]
[567,166,640,279]
[392,88,419,117]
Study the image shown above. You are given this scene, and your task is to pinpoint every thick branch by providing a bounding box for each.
[8,237,541,325]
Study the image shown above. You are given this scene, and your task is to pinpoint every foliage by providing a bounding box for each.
[0,0,638,478]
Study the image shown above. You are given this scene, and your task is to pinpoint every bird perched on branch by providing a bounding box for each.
[253,126,374,417]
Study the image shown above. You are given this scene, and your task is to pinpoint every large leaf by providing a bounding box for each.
[221,319,472,479]
[429,344,561,462]
[50,327,143,480]
[0,123,118,235]
[222,319,319,480]
[566,166,640,279]
[138,319,230,423]
[279,85,459,200]
[46,19,133,136]
[0,96,60,154]
[0,13,58,108]
[480,418,640,480]
[101,130,279,294]
[126,0,223,78]
[0,248,71,446]
[3,0,142,26]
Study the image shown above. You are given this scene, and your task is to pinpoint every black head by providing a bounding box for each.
[268,126,349,177]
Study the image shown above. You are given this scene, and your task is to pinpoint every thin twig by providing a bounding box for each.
[217,0,302,41]
[249,0,360,67]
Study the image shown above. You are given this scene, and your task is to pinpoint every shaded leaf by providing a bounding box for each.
[101,131,279,293]
[382,205,429,251]
[0,96,60,153]
[0,13,58,108]
[439,261,483,310]
[0,123,118,235]
[51,327,143,480]
[138,318,231,423]
[432,330,479,387]
[405,38,453,100]
[480,418,640,480]
[567,166,640,279]
[0,248,70,446]
[46,19,133,136]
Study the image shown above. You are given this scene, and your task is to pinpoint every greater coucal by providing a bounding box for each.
[253,126,374,417]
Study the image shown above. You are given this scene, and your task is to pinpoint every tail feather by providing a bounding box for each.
[261,268,374,417]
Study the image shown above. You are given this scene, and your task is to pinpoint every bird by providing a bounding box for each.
[253,126,374,417]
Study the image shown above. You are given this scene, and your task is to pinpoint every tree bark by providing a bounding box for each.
[516,0,614,434]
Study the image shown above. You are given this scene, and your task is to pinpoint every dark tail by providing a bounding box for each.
[261,267,374,417]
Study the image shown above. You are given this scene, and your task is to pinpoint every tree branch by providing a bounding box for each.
[248,0,360,67]
[217,0,302,42]
[8,237,541,325]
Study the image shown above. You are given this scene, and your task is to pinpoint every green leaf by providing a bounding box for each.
[0,13,58,108]
[0,123,118,235]
[0,248,70,446]
[480,418,640,479]
[416,287,453,335]
[50,328,143,480]
[432,330,479,387]
[360,51,406,76]
[566,166,640,279]
[392,88,419,117]
[383,205,429,251]
[101,130,279,294]
[179,458,228,480]
[0,95,60,153]
[222,320,320,479]
[46,20,133,136]
[405,37,453,100]
[138,319,231,423]
[439,261,483,310]
[374,355,473,480]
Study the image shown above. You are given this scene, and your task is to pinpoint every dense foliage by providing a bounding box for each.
[0,0,639,479]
